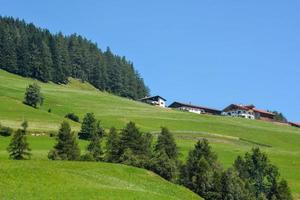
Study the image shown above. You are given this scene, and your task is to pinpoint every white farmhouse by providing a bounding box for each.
[139,95,166,108]
[222,104,275,121]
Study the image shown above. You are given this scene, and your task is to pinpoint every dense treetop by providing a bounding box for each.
[0,16,149,99]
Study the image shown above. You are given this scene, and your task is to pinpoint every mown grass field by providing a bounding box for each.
[1,69,300,199]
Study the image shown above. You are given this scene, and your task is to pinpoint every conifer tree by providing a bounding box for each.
[48,121,80,160]
[234,148,292,200]
[82,120,105,161]
[119,122,143,155]
[7,121,31,160]
[150,149,177,181]
[84,133,103,161]
[78,113,97,140]
[217,168,254,200]
[105,127,121,163]
[154,127,178,160]
[149,127,179,181]
[180,139,221,199]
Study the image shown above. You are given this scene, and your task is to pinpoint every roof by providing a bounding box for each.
[289,122,300,127]
[223,104,250,112]
[140,95,166,101]
[252,108,275,116]
[223,104,275,116]
[169,102,221,113]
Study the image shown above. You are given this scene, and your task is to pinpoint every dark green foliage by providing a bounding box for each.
[0,16,149,99]
[154,127,178,160]
[23,83,43,108]
[271,111,288,123]
[150,150,177,181]
[0,123,13,136]
[48,121,80,160]
[234,148,292,200]
[65,113,80,122]
[277,180,293,200]
[82,120,105,161]
[21,120,28,132]
[180,139,221,199]
[78,113,97,140]
[149,127,179,181]
[7,121,31,160]
[48,108,52,113]
[216,168,254,200]
[83,133,103,161]
[108,122,152,168]
[105,127,121,163]
[119,122,144,156]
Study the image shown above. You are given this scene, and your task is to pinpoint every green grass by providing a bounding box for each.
[1,69,300,199]
[0,160,201,200]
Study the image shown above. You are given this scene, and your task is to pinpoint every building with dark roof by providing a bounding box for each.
[169,102,221,115]
[139,95,166,107]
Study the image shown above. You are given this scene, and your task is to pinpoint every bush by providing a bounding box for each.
[65,113,80,122]
[23,83,43,108]
[0,126,13,137]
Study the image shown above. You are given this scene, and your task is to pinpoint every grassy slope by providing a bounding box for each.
[0,160,201,200]
[0,69,300,198]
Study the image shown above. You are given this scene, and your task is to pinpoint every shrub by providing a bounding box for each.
[65,113,80,122]
[23,83,43,108]
[0,125,13,136]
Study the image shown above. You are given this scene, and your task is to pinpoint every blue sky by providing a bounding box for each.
[1,0,299,121]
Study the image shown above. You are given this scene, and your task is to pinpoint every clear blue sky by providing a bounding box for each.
[1,0,299,121]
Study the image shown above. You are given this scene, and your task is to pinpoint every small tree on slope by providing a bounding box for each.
[105,127,121,163]
[78,113,97,140]
[7,121,31,160]
[23,83,43,108]
[48,121,80,160]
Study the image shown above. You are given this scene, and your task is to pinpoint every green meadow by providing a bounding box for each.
[1,69,300,199]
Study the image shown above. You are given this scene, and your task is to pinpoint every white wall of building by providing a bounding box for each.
[179,106,205,114]
[222,110,255,119]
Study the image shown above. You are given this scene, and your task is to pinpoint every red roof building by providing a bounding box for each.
[222,104,275,121]
[289,122,300,128]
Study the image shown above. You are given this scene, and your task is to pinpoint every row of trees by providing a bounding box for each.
[0,16,149,99]
[6,116,292,200]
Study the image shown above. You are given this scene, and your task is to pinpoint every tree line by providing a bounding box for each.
[0,16,149,99]
[6,114,293,200]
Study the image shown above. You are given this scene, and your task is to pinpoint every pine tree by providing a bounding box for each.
[150,149,177,181]
[154,127,178,160]
[23,83,43,108]
[48,121,80,160]
[105,127,121,163]
[277,180,293,200]
[119,122,143,155]
[234,148,292,200]
[7,121,31,160]
[82,120,105,161]
[217,168,254,200]
[84,132,103,161]
[78,113,97,140]
[0,26,17,72]
[180,139,221,199]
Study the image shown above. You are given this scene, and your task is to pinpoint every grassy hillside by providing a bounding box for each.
[0,160,201,200]
[1,69,300,198]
